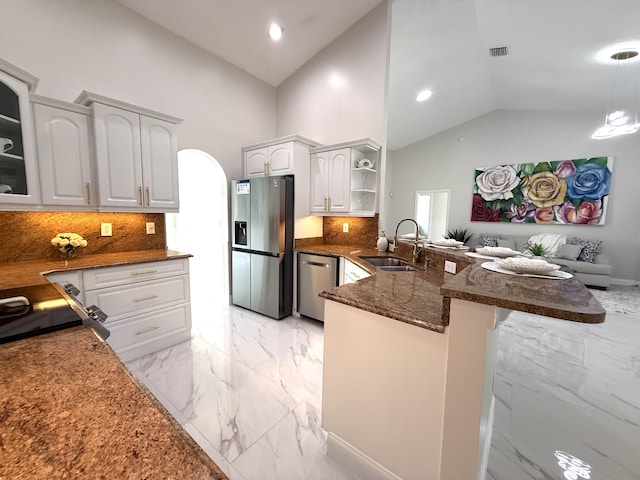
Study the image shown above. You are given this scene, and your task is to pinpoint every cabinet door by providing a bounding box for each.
[0,72,40,205]
[140,115,179,210]
[267,142,294,175]
[93,103,143,208]
[244,147,268,177]
[327,148,351,213]
[33,103,93,207]
[309,152,329,212]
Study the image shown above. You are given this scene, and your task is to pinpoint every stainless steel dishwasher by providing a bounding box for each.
[297,253,338,322]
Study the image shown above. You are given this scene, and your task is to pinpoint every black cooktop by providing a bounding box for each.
[0,283,83,344]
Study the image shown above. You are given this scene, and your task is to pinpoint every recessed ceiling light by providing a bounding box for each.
[269,23,283,41]
[416,89,433,102]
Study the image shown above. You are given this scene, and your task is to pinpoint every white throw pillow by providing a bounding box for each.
[528,233,566,256]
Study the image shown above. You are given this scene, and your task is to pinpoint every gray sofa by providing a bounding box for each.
[475,234,612,289]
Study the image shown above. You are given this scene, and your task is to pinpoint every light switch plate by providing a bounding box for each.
[343,223,349,233]
[101,223,112,237]
[146,222,156,235]
[444,260,457,274]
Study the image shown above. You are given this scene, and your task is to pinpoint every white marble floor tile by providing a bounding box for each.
[127,300,640,480]
[232,401,361,480]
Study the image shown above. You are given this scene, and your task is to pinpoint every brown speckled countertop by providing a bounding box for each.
[296,243,605,332]
[0,326,227,479]
[0,249,191,290]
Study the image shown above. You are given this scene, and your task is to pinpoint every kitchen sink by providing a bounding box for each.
[360,256,415,271]
[378,265,417,272]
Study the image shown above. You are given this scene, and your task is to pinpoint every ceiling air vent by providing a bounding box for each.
[489,46,509,57]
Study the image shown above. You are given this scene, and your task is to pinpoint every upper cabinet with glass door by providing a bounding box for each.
[0,59,40,206]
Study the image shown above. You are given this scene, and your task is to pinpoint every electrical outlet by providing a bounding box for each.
[342,222,349,233]
[146,222,156,235]
[444,260,457,274]
[100,223,112,237]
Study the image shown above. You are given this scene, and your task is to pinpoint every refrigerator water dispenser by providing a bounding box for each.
[235,221,247,246]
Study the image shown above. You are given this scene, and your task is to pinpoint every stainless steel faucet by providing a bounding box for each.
[393,218,422,263]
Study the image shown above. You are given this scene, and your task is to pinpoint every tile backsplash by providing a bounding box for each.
[322,215,379,248]
[0,211,166,262]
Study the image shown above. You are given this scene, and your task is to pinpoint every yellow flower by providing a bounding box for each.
[522,172,567,208]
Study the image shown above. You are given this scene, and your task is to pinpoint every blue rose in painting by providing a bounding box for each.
[566,163,611,200]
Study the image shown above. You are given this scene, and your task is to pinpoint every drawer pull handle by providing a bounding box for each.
[135,325,160,336]
[134,294,159,303]
[131,270,158,276]
[138,186,143,206]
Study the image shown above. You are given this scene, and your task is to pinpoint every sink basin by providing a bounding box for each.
[360,256,407,267]
[360,256,416,271]
[378,265,417,272]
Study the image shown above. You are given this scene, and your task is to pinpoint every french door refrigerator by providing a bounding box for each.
[231,175,294,319]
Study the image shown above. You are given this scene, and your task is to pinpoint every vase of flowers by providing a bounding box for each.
[51,232,88,260]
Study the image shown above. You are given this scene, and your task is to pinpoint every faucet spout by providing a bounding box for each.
[393,218,422,262]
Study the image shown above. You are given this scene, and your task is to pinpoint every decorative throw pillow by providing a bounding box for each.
[555,243,583,261]
[528,233,566,257]
[479,234,499,247]
[569,237,602,263]
[497,238,516,250]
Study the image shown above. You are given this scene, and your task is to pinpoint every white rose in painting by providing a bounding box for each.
[475,165,520,201]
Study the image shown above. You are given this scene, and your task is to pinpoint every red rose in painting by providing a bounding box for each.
[555,199,603,224]
[471,194,500,222]
[534,207,555,224]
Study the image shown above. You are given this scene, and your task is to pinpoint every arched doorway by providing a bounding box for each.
[166,149,229,321]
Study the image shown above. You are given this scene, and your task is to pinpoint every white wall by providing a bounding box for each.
[0,0,276,182]
[276,1,388,146]
[388,110,640,282]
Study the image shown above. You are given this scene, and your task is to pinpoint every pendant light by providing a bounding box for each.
[592,49,640,140]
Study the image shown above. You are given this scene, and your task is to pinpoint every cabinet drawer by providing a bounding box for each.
[84,275,189,323]
[106,303,191,351]
[83,259,189,290]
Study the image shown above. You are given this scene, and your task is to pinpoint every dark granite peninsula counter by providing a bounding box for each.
[303,243,605,480]
[0,326,227,479]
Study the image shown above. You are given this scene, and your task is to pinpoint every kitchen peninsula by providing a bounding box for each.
[307,244,605,480]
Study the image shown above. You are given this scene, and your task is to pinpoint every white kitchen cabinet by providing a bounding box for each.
[0,60,40,206]
[310,147,350,214]
[76,91,182,212]
[310,138,381,216]
[31,95,95,208]
[340,258,371,285]
[82,258,192,361]
[244,141,296,177]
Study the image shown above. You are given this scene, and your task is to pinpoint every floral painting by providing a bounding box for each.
[471,157,612,224]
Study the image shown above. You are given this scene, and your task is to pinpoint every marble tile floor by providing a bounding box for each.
[127,303,640,480]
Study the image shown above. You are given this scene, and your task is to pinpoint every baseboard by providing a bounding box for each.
[610,278,640,287]
[326,432,402,480]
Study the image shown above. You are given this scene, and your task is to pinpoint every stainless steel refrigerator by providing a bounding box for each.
[231,175,294,319]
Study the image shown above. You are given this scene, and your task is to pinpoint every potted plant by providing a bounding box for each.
[445,228,474,245]
[527,243,548,258]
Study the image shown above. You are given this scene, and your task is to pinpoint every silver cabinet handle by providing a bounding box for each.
[86,183,91,205]
[131,270,158,276]
[324,197,328,211]
[138,186,143,206]
[328,196,332,211]
[145,186,150,206]
[135,325,160,336]
[133,294,159,303]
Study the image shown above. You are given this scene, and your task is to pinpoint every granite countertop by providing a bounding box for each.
[0,249,191,290]
[296,243,605,332]
[0,326,227,479]
[296,244,452,333]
